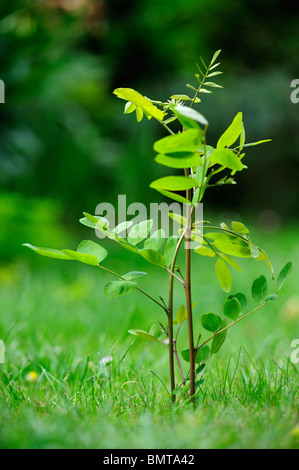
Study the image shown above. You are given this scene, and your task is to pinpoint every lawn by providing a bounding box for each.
[0,222,298,449]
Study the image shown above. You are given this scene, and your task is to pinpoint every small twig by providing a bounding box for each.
[164,267,186,287]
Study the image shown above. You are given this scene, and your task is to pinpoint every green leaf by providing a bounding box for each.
[257,250,275,281]
[217,112,243,149]
[201,313,222,332]
[195,246,216,257]
[211,319,227,354]
[144,229,165,251]
[195,345,210,364]
[209,149,244,171]
[234,140,272,149]
[210,49,221,66]
[127,219,153,246]
[114,240,139,253]
[124,101,136,114]
[214,241,251,258]
[176,305,187,324]
[207,71,223,78]
[82,212,112,237]
[170,94,193,101]
[223,297,241,320]
[169,212,187,227]
[156,189,191,205]
[252,275,268,304]
[62,249,99,266]
[231,221,250,234]
[128,329,159,342]
[164,236,179,267]
[265,294,278,303]
[248,238,260,258]
[215,258,231,293]
[150,176,199,191]
[122,271,147,281]
[77,240,108,263]
[219,254,242,272]
[82,212,109,229]
[155,152,202,169]
[138,248,166,266]
[153,129,202,154]
[172,105,208,129]
[79,215,109,230]
[23,244,73,261]
[228,292,247,312]
[104,280,137,298]
[276,262,293,293]
[113,88,164,121]
[112,221,133,236]
[181,345,210,364]
[204,232,245,243]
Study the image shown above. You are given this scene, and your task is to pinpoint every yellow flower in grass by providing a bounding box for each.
[25,371,39,383]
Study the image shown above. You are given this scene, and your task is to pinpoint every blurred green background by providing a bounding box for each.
[0,0,299,449]
[0,0,299,261]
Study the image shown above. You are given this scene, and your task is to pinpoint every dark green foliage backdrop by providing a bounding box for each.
[0,0,298,251]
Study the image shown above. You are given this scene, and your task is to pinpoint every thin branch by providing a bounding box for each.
[164,267,186,287]
[196,302,267,352]
[97,265,168,313]
[159,120,175,135]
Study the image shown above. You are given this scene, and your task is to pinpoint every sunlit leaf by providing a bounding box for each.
[172,105,208,129]
[153,129,202,154]
[176,305,187,324]
[150,176,199,191]
[164,236,179,267]
[209,149,244,171]
[127,219,153,246]
[169,212,187,227]
[62,249,99,266]
[144,229,165,251]
[215,258,231,293]
[231,221,249,234]
[155,152,202,169]
[234,140,271,149]
[112,221,133,236]
[79,215,109,230]
[248,238,260,258]
[156,189,191,205]
[113,88,164,121]
[77,240,108,263]
[128,329,159,342]
[23,244,73,261]
[217,112,243,149]
[210,49,221,66]
[219,254,242,272]
[214,240,251,258]
[195,246,215,257]
[276,261,293,293]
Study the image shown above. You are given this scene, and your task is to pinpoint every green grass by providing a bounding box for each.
[0,223,298,449]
